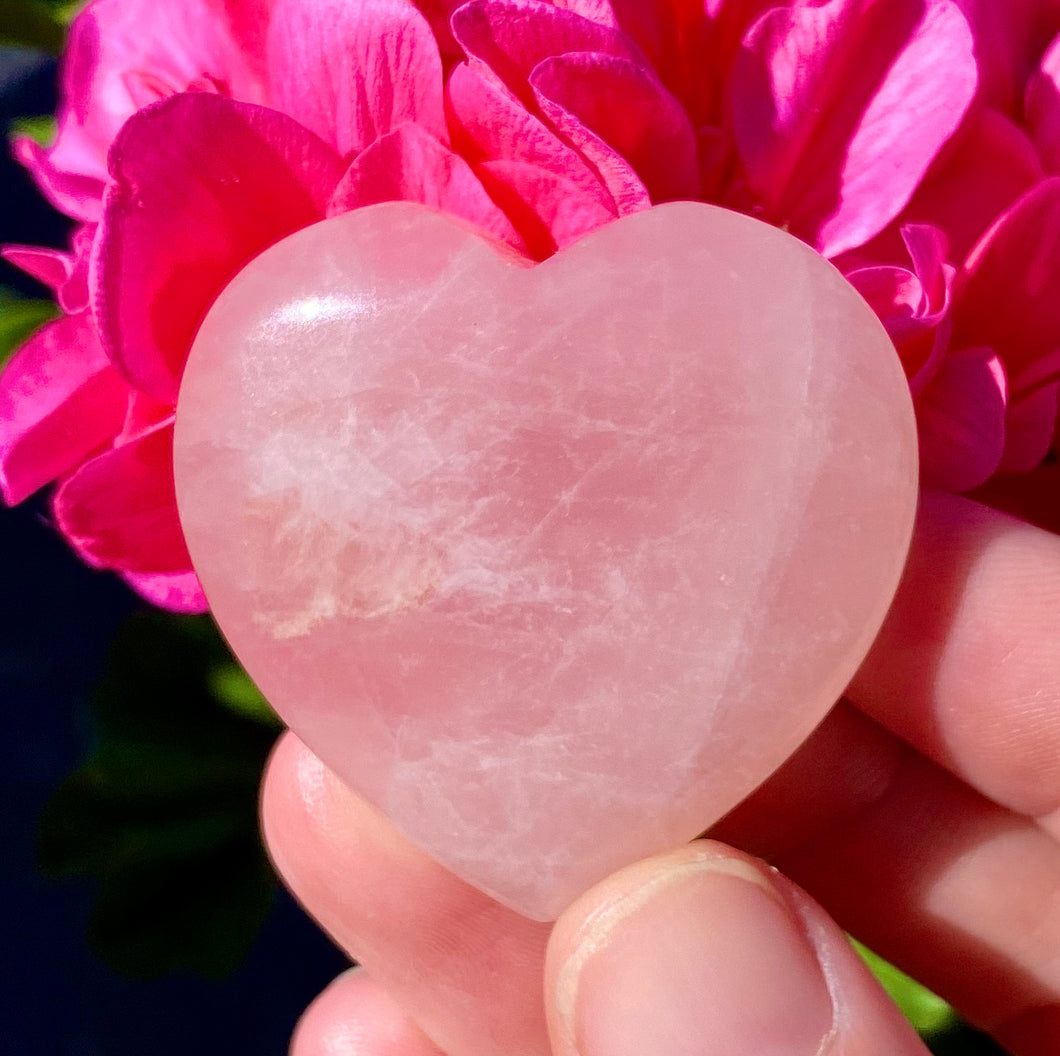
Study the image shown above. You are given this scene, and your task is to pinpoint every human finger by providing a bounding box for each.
[545,840,930,1056]
[847,489,1060,826]
[261,731,553,1056]
[712,702,1060,1054]
[290,968,447,1056]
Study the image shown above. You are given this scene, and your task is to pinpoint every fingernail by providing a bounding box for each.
[556,854,835,1056]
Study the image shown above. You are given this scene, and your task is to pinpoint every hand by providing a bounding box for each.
[260,489,1060,1055]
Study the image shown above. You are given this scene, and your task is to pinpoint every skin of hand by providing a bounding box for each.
[260,490,1060,1056]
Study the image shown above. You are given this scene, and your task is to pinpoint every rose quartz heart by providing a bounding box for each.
[175,201,917,920]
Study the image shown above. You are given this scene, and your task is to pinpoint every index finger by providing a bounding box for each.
[848,489,1060,823]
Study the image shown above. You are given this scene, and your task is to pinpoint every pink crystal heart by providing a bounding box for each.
[175,202,917,920]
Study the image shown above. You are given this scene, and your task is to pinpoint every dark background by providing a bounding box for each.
[0,45,347,1055]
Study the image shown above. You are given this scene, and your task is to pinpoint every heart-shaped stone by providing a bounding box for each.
[175,202,917,920]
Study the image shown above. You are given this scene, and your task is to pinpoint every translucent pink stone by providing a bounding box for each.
[175,202,918,919]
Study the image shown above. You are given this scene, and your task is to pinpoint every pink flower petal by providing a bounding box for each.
[702,0,775,107]
[121,568,208,613]
[328,122,527,250]
[118,389,177,444]
[477,159,617,253]
[731,0,978,257]
[530,52,699,204]
[438,0,627,31]
[1000,380,1060,474]
[530,61,649,215]
[13,137,106,223]
[953,177,1060,382]
[901,222,952,312]
[91,92,343,404]
[447,62,609,192]
[890,104,1044,263]
[555,0,619,28]
[3,226,97,315]
[0,314,130,505]
[267,0,446,156]
[1026,30,1060,172]
[916,346,1007,492]
[58,225,96,315]
[953,0,1049,112]
[211,0,273,85]
[574,0,714,121]
[1,244,73,292]
[27,0,269,219]
[451,0,644,105]
[850,265,926,328]
[697,125,732,200]
[446,62,617,252]
[53,421,191,573]
[844,223,952,388]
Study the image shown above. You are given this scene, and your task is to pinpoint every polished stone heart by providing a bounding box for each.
[175,202,917,920]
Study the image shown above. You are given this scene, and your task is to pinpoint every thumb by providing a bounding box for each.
[545,840,930,1056]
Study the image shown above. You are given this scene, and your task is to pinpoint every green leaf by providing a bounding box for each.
[209,661,283,728]
[0,289,58,366]
[9,113,56,147]
[38,612,284,979]
[855,941,958,1036]
[0,1,66,52]
[35,0,83,15]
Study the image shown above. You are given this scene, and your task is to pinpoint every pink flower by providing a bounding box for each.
[837,0,1060,488]
[2,0,1059,609]
[845,223,1009,493]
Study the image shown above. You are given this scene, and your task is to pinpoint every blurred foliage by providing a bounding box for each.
[209,659,284,728]
[855,943,1006,1053]
[0,287,57,366]
[0,0,80,52]
[855,941,957,1035]
[3,100,61,363]
[37,612,284,979]
[10,112,56,146]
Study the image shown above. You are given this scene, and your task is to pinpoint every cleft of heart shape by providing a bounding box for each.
[174,201,918,920]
